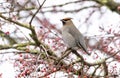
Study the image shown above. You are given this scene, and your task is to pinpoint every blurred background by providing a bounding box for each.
[0,0,120,78]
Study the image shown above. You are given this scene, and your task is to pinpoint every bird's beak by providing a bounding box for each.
[60,19,64,22]
[60,19,66,25]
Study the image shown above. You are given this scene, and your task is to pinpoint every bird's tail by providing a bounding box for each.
[78,42,90,55]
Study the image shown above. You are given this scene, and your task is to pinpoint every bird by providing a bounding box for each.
[60,17,90,55]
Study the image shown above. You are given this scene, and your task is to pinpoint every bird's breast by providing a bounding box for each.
[62,31,77,48]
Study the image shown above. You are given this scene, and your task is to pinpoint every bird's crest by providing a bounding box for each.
[61,17,72,21]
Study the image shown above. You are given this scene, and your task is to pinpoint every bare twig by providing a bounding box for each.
[106,50,120,60]
[28,0,46,47]
[43,0,82,8]
[55,48,71,65]
[29,0,46,27]
[91,65,101,77]
[42,5,100,13]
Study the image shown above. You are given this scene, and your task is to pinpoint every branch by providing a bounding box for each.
[103,62,108,77]
[29,0,46,46]
[0,42,35,50]
[55,48,71,65]
[91,0,120,14]
[29,0,46,26]
[71,49,106,66]
[91,65,101,77]
[43,0,82,8]
[0,50,39,54]
[0,13,30,29]
[105,50,120,60]
[41,5,99,13]
[0,30,17,44]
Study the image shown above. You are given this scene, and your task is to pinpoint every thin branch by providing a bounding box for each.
[91,0,120,14]
[55,48,71,65]
[43,0,82,8]
[91,65,101,77]
[0,14,30,29]
[28,0,46,47]
[42,5,100,13]
[14,26,31,42]
[0,30,17,44]
[29,0,46,27]
[0,50,39,54]
[105,50,120,60]
[0,42,35,50]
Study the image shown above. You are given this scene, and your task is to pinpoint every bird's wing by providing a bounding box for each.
[77,39,87,52]
[62,31,76,48]
[68,27,90,55]
[78,34,87,51]
[77,36,90,55]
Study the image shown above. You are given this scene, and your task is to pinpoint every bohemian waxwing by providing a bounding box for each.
[61,17,90,55]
